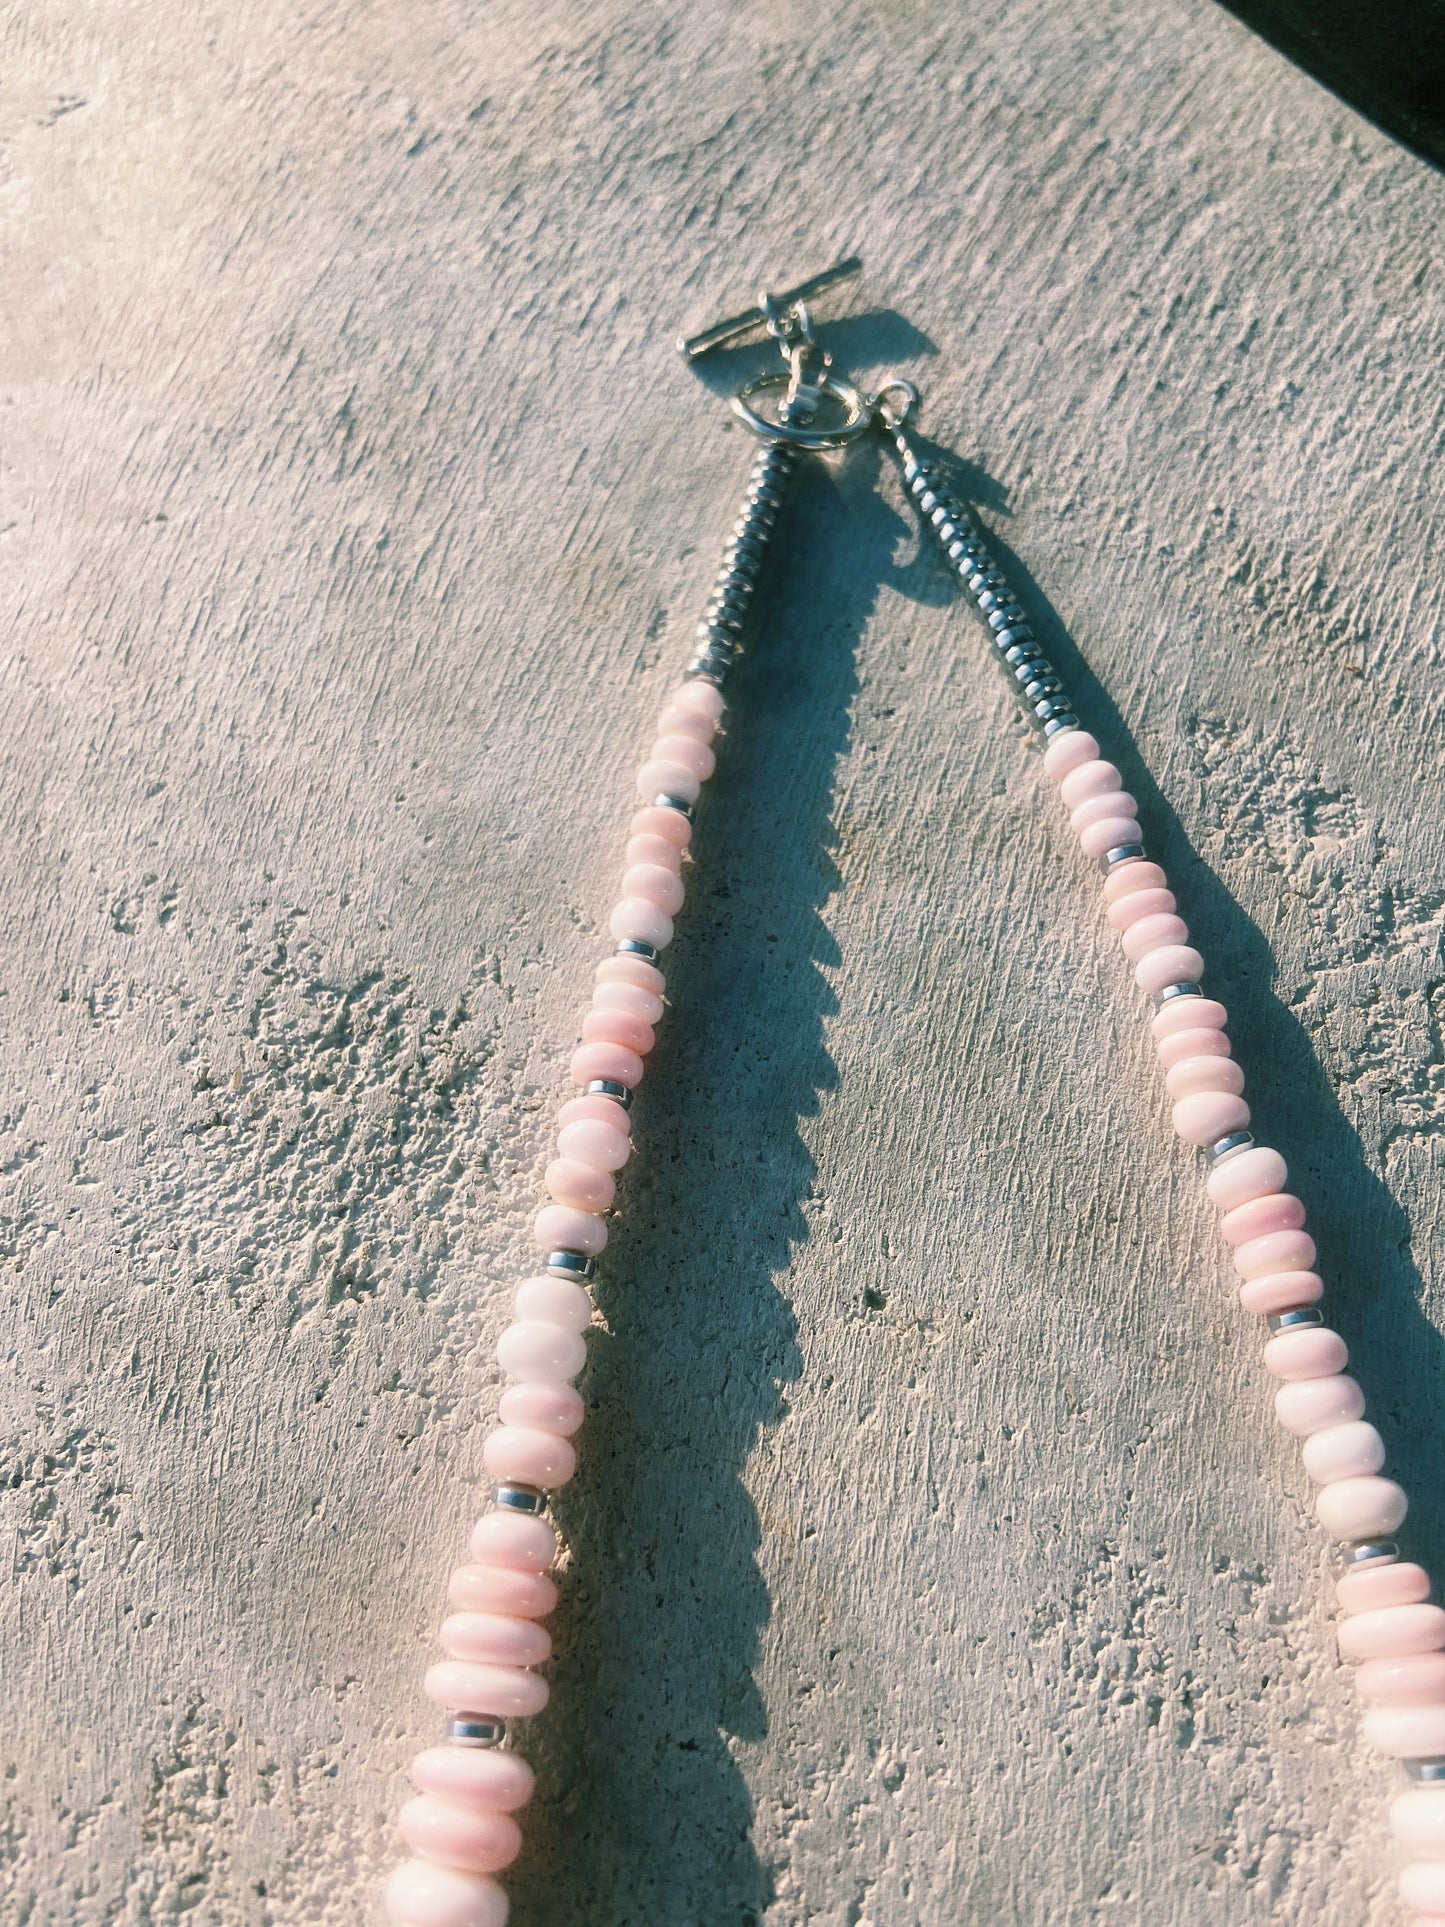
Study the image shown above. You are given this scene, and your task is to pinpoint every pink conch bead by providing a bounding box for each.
[449,1562,559,1619]
[513,1276,591,1334]
[383,1858,509,1927]
[482,1422,577,1488]
[629,805,691,851]
[1151,995,1227,1039]
[1366,1706,1445,1760]
[556,1118,631,1172]
[1338,1562,1432,1616]
[1390,1786,1445,1856]
[496,1319,587,1383]
[581,1007,656,1055]
[440,1612,552,1668]
[411,1743,536,1813]
[592,979,665,1024]
[544,1157,615,1212]
[624,832,684,873]
[1234,1227,1316,1279]
[1108,887,1177,931]
[423,1659,549,1718]
[1041,729,1101,780]
[1206,1144,1287,1210]
[666,679,724,721]
[1156,1026,1232,1070]
[1058,759,1123,809]
[398,1795,523,1875]
[1220,1192,1306,1245]
[1401,1864,1445,1912]
[1122,913,1191,964]
[1338,1604,1445,1662]
[1355,1653,1445,1704]
[620,861,685,917]
[1071,790,1139,835]
[1137,945,1206,995]
[651,733,716,781]
[595,949,667,993]
[1262,1325,1349,1380]
[1238,1270,1323,1316]
[532,1202,609,1255]
[497,1379,581,1441]
[636,758,700,805]
[607,897,674,950]
[1275,1374,1365,1436]
[1103,859,1168,903]
[1164,1055,1245,1101]
[656,704,716,743]
[1316,1475,1408,1540]
[557,1092,632,1134]
[570,1040,644,1088]
[1300,1419,1385,1483]
[412,1749,539,1819]
[468,1511,558,1571]
[1078,815,1141,859]
[1172,1090,1250,1145]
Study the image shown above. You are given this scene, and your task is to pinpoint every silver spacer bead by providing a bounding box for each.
[994,625,1033,651]
[1406,1758,1445,1782]
[448,1714,507,1748]
[1042,714,1080,737]
[1099,843,1147,872]
[1208,1131,1255,1163]
[1267,1308,1325,1332]
[1154,980,1204,1005]
[616,938,659,962]
[682,664,727,686]
[652,794,694,819]
[989,606,1026,631]
[544,1249,596,1280]
[1033,698,1073,725]
[584,1078,634,1111]
[1343,1538,1400,1567]
[493,1483,548,1515]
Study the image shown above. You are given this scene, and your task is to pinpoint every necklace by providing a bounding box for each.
[380,263,1445,1927]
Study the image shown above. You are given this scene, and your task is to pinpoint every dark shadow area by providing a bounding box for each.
[1217,0,1445,171]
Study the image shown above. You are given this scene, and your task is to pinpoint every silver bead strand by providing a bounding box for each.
[685,439,802,685]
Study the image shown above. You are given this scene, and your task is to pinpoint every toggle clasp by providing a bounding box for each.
[675,256,863,361]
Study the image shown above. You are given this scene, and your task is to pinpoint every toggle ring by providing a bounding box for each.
[730,370,873,450]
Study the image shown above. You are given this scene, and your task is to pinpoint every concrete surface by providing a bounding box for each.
[1,1,1443,1922]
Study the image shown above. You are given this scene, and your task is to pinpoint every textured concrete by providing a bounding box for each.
[2,1,1443,1923]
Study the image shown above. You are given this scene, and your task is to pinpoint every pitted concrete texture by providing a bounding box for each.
[1,2,1443,1922]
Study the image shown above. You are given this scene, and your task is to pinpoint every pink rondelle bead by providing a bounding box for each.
[569,1040,644,1090]
[1156,1026,1232,1070]
[1301,1420,1385,1484]
[1390,1786,1445,1857]
[1103,859,1168,904]
[1078,815,1142,859]
[496,1318,587,1384]
[1234,1227,1316,1279]
[1122,913,1191,964]
[398,1795,524,1875]
[651,733,716,781]
[1338,1562,1432,1616]
[1172,1090,1250,1146]
[624,832,684,873]
[607,897,674,951]
[423,1659,549,1719]
[383,1858,509,1927]
[482,1422,577,1489]
[1368,1708,1445,1763]
[411,1743,537,1813]
[556,1118,631,1173]
[501,1380,582,1440]
[1316,1475,1407,1541]
[1041,729,1100,781]
[544,1156,615,1212]
[1275,1374,1365,1436]
[1402,1864,1445,1912]
[1108,886,1177,932]
[513,1276,591,1334]
[1262,1325,1348,1380]
[1151,995,1227,1039]
[440,1612,552,1668]
[1206,1144,1288,1210]
[1220,1192,1306,1245]
[531,1202,608,1255]
[1071,789,1139,835]
[1338,1604,1445,1663]
[1164,1055,1245,1101]
[620,861,685,917]
[656,706,715,743]
[628,805,691,851]
[557,1092,633,1134]
[1058,759,1123,809]
[581,1007,655,1055]
[1137,944,1206,995]
[448,1563,559,1619]
[666,679,724,722]
[591,979,665,1025]
[636,758,700,805]
[467,1512,558,1572]
[1355,1653,1445,1705]
[594,950,667,994]
[1238,1269,1323,1316]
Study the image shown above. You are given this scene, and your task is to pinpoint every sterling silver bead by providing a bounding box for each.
[544,1250,596,1280]
[1406,1758,1445,1782]
[1345,1538,1401,1567]
[448,1715,507,1749]
[1154,980,1205,1004]
[616,938,659,961]
[1042,714,1080,736]
[1099,843,1148,872]
[584,1079,634,1111]
[1208,1131,1255,1163]
[652,794,694,818]
[493,1484,548,1515]
[1267,1308,1325,1332]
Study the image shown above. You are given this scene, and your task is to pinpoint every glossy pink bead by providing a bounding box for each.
[1316,1475,1407,1540]
[1172,1090,1250,1146]
[440,1612,552,1668]
[666,679,724,722]
[1107,886,1177,931]
[531,1202,608,1255]
[1263,1326,1348,1380]
[1156,1026,1231,1071]
[595,949,666,993]
[1122,913,1190,964]
[607,897,674,950]
[1071,789,1139,835]
[544,1156,615,1212]
[1275,1374,1365,1436]
[1078,815,1141,859]
[1238,1269,1323,1316]
[495,1319,588,1382]
[467,1511,558,1571]
[1151,994,1227,1039]
[1338,1603,1445,1662]
[1234,1227,1316,1279]
[624,832,683,873]
[423,1659,549,1718]
[1041,729,1101,780]
[1206,1144,1287,1210]
[1390,1786,1445,1856]
[628,804,692,851]
[581,1007,655,1055]
[1401,1863,1445,1911]
[1300,1420,1385,1484]
[569,1040,643,1089]
[1366,1706,1445,1760]
[1219,1192,1306,1245]
[591,979,665,1025]
[636,758,700,805]
[1058,759,1123,809]
[448,1563,559,1619]
[1164,1055,1245,1101]
[652,732,715,780]
[1338,1562,1432,1616]
[398,1795,523,1875]
[411,1744,536,1813]
[1137,944,1206,995]
[557,1092,632,1133]
[383,1859,509,1927]
[1103,859,1168,903]
[495,1377,586,1432]
[656,705,716,743]
[620,861,685,917]
[514,1276,591,1332]
[482,1422,577,1488]
[556,1118,631,1173]
[1354,1653,1445,1704]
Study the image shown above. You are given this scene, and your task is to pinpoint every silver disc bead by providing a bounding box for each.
[1406,1759,1445,1782]
[493,1483,548,1515]
[1208,1131,1255,1163]
[652,794,694,818]
[584,1078,634,1111]
[1345,1538,1401,1567]
[448,1715,507,1749]
[1042,714,1080,736]
[1267,1308,1325,1332]
[544,1250,596,1280]
[1099,843,1148,872]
